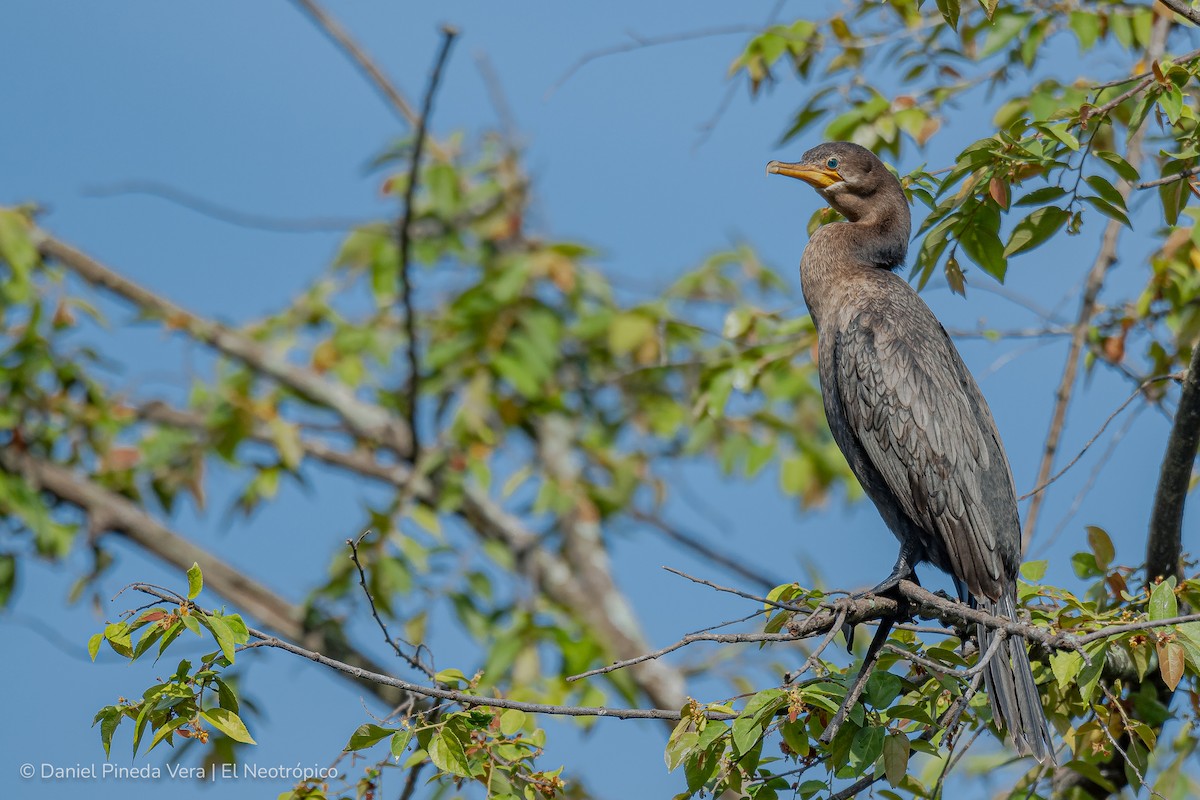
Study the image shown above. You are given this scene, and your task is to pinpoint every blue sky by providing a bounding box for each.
[1,2,1192,798]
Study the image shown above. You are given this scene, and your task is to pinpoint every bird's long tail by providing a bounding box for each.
[976,593,1055,765]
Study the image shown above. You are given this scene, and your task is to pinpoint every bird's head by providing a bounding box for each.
[767,142,903,224]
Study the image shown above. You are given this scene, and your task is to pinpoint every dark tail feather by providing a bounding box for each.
[976,594,1055,765]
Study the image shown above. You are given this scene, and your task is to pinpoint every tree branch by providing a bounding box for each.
[0,447,414,707]
[36,234,413,457]
[1157,0,1200,26]
[396,26,458,458]
[286,0,417,126]
[1147,342,1200,582]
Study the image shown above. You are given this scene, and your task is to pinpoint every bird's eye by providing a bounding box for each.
[826,158,839,170]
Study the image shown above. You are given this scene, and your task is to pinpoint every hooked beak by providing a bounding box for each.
[766,160,842,189]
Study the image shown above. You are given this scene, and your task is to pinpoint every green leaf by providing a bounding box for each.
[1158,161,1193,225]
[1149,579,1178,621]
[865,671,902,708]
[1020,560,1048,581]
[1069,10,1100,50]
[1078,645,1107,702]
[1094,150,1140,183]
[344,723,395,751]
[732,688,785,755]
[780,455,810,496]
[428,729,472,777]
[936,0,960,30]
[1051,650,1083,689]
[147,716,191,753]
[1082,195,1131,228]
[88,633,103,662]
[1086,526,1115,569]
[882,732,910,787]
[410,504,442,537]
[0,552,14,610]
[201,708,256,744]
[608,312,656,357]
[1039,123,1080,152]
[1014,186,1067,207]
[186,563,203,600]
[960,225,1007,280]
[1005,207,1068,256]
[0,209,39,296]
[666,731,699,772]
[981,12,1029,58]
[1084,175,1126,210]
[92,707,122,759]
[850,725,885,768]
[390,728,413,758]
[201,615,237,663]
[499,709,525,736]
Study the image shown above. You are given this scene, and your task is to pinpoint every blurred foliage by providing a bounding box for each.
[0,0,1199,798]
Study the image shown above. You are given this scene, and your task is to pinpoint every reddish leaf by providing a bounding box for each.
[1158,640,1186,690]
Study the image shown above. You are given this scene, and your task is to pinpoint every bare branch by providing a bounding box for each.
[632,510,783,590]
[347,534,435,680]
[1147,343,1200,582]
[287,0,417,126]
[1157,0,1200,26]
[662,565,810,612]
[1020,373,1181,501]
[1136,165,1200,190]
[545,25,758,99]
[84,181,365,232]
[884,629,1006,680]
[397,26,458,458]
[0,447,414,706]
[129,583,719,721]
[37,234,414,456]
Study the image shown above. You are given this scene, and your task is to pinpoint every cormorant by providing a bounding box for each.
[768,142,1055,763]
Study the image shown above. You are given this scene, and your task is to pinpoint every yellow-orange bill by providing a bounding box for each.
[766,160,841,188]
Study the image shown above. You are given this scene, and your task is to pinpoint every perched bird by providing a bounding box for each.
[768,142,1054,763]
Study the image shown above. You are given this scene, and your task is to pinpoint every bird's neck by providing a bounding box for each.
[800,208,910,327]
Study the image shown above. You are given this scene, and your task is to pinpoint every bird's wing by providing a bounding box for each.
[833,309,1012,599]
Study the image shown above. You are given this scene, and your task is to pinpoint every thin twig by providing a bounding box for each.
[788,606,848,682]
[84,181,364,232]
[127,583,723,721]
[1020,373,1180,501]
[828,771,885,800]
[1091,46,1200,89]
[633,511,783,589]
[1091,695,1167,800]
[933,726,985,799]
[662,565,807,612]
[820,617,894,743]
[885,629,1006,680]
[287,0,417,126]
[545,25,758,99]
[1041,404,1143,554]
[1136,164,1200,189]
[346,533,435,680]
[397,26,458,458]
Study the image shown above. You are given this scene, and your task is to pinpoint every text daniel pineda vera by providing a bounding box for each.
[28,762,339,781]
